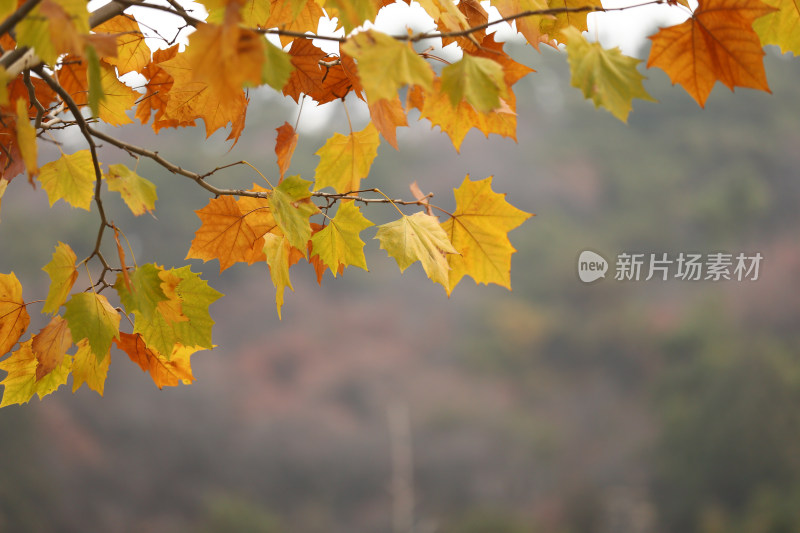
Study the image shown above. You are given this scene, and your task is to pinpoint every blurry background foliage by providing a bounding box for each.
[0,35,799,533]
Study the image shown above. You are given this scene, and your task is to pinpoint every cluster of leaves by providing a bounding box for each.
[0,0,796,407]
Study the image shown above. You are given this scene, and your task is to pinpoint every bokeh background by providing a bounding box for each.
[1,30,800,533]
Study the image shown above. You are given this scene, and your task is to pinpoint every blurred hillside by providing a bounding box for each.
[1,43,800,533]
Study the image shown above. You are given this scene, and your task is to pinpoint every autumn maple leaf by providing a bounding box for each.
[647,0,776,106]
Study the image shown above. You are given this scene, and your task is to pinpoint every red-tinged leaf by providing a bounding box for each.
[275,122,299,180]
[114,332,198,389]
[32,315,72,380]
[647,0,776,106]
[283,40,362,104]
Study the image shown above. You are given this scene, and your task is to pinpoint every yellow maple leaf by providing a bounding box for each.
[440,176,532,294]
[341,30,434,103]
[71,338,110,395]
[42,242,79,314]
[368,97,408,150]
[0,340,72,407]
[408,79,518,152]
[0,272,30,356]
[313,123,380,194]
[375,211,459,288]
[93,14,151,75]
[38,150,96,210]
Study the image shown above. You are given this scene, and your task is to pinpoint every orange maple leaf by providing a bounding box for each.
[186,190,277,271]
[114,332,197,389]
[275,122,299,180]
[283,40,362,104]
[367,97,408,150]
[647,0,776,106]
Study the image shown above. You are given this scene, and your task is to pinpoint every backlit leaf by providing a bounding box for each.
[115,332,197,389]
[270,175,319,251]
[93,14,151,75]
[441,54,508,113]
[186,194,276,271]
[441,176,532,294]
[0,340,71,407]
[14,99,37,180]
[275,122,299,180]
[104,163,157,215]
[310,200,373,276]
[42,242,78,314]
[71,338,110,394]
[31,315,72,380]
[64,292,120,361]
[564,27,656,121]
[38,150,96,210]
[0,272,30,356]
[341,30,434,103]
[375,211,458,288]
[647,0,776,106]
[313,123,380,194]
[263,232,294,318]
[753,0,800,54]
[368,97,408,150]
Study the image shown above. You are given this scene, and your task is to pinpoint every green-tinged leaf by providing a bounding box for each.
[0,0,14,24]
[169,265,222,350]
[86,45,104,118]
[754,0,800,54]
[0,340,72,407]
[0,272,30,356]
[64,292,120,361]
[564,27,656,121]
[341,30,434,102]
[114,263,168,319]
[42,242,78,314]
[263,232,293,319]
[262,40,295,91]
[325,0,378,33]
[313,123,380,194]
[270,175,319,251]
[71,338,110,395]
[375,211,458,288]
[441,54,507,112]
[15,99,38,179]
[310,201,373,276]
[17,0,89,66]
[38,150,97,210]
[0,66,10,106]
[104,163,158,215]
[441,176,532,294]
